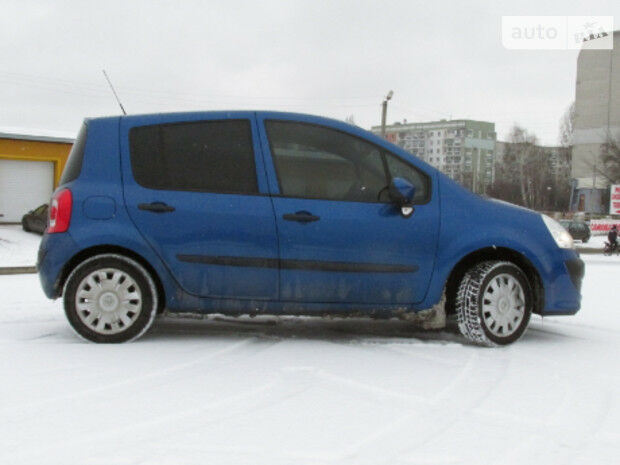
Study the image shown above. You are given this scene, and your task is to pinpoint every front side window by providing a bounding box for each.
[265,121,387,202]
[129,120,258,194]
[265,121,430,203]
[384,152,430,204]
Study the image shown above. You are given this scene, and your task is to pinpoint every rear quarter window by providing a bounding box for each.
[59,123,88,185]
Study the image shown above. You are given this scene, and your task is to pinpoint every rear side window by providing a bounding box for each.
[129,120,258,194]
[59,123,87,185]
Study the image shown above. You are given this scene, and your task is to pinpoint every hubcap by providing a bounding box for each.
[481,273,526,338]
[75,268,142,335]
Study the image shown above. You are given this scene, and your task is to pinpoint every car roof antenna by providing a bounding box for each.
[102,69,127,115]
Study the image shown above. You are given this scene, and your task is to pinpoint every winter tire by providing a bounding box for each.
[63,254,158,343]
[455,261,532,347]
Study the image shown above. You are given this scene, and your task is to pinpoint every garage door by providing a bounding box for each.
[0,159,54,222]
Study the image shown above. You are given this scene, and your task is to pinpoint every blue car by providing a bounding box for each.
[37,111,584,345]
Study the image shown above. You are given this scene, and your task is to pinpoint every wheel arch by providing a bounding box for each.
[444,247,544,316]
[55,245,166,313]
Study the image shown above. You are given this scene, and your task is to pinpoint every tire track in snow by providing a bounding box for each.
[467,387,619,465]
[347,351,484,464]
[108,368,321,462]
[1,377,282,464]
[0,337,258,417]
[288,350,488,464]
[2,341,318,464]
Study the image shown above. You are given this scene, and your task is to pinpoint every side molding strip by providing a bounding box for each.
[176,254,418,273]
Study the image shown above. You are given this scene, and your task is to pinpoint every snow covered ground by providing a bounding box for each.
[575,234,607,250]
[0,225,40,267]
[0,253,619,464]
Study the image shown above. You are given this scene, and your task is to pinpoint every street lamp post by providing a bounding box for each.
[381,90,394,139]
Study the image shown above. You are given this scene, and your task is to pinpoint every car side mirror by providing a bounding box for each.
[388,177,416,218]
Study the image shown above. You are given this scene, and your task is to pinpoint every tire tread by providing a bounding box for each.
[455,261,530,347]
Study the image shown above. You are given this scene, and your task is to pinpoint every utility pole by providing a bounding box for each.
[380,90,394,139]
[472,152,477,194]
[592,162,597,213]
[472,150,481,194]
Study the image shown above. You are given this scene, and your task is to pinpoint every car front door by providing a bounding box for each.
[121,113,279,300]
[257,115,440,305]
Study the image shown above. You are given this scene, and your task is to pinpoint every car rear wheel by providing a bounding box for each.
[455,261,532,346]
[63,254,158,343]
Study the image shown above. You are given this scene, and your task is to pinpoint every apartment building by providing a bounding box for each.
[571,30,620,213]
[372,119,496,193]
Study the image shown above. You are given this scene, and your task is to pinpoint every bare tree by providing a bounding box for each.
[601,136,620,183]
[490,125,559,210]
[506,125,549,208]
[559,102,575,148]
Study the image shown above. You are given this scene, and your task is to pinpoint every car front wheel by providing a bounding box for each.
[455,261,532,346]
[63,254,158,343]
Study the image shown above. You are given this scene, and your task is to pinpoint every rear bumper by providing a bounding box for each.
[37,232,78,299]
[541,249,584,316]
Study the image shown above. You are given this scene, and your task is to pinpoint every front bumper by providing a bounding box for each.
[541,249,584,316]
[565,257,585,292]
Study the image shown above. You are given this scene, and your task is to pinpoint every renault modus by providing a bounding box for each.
[37,111,584,346]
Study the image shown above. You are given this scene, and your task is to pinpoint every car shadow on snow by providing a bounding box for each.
[141,314,586,347]
[145,314,466,345]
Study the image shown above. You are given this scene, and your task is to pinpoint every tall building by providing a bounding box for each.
[371,119,496,192]
[571,30,620,213]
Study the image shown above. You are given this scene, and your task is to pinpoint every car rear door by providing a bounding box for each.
[257,114,440,305]
[120,113,279,300]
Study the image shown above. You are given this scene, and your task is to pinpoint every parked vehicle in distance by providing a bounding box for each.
[22,204,48,235]
[37,111,584,346]
[559,220,591,243]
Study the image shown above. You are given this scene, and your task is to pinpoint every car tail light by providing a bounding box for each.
[47,189,73,234]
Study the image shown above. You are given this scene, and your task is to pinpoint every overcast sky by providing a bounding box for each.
[1,0,618,144]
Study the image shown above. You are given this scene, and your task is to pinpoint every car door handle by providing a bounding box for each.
[138,202,176,213]
[282,211,320,223]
